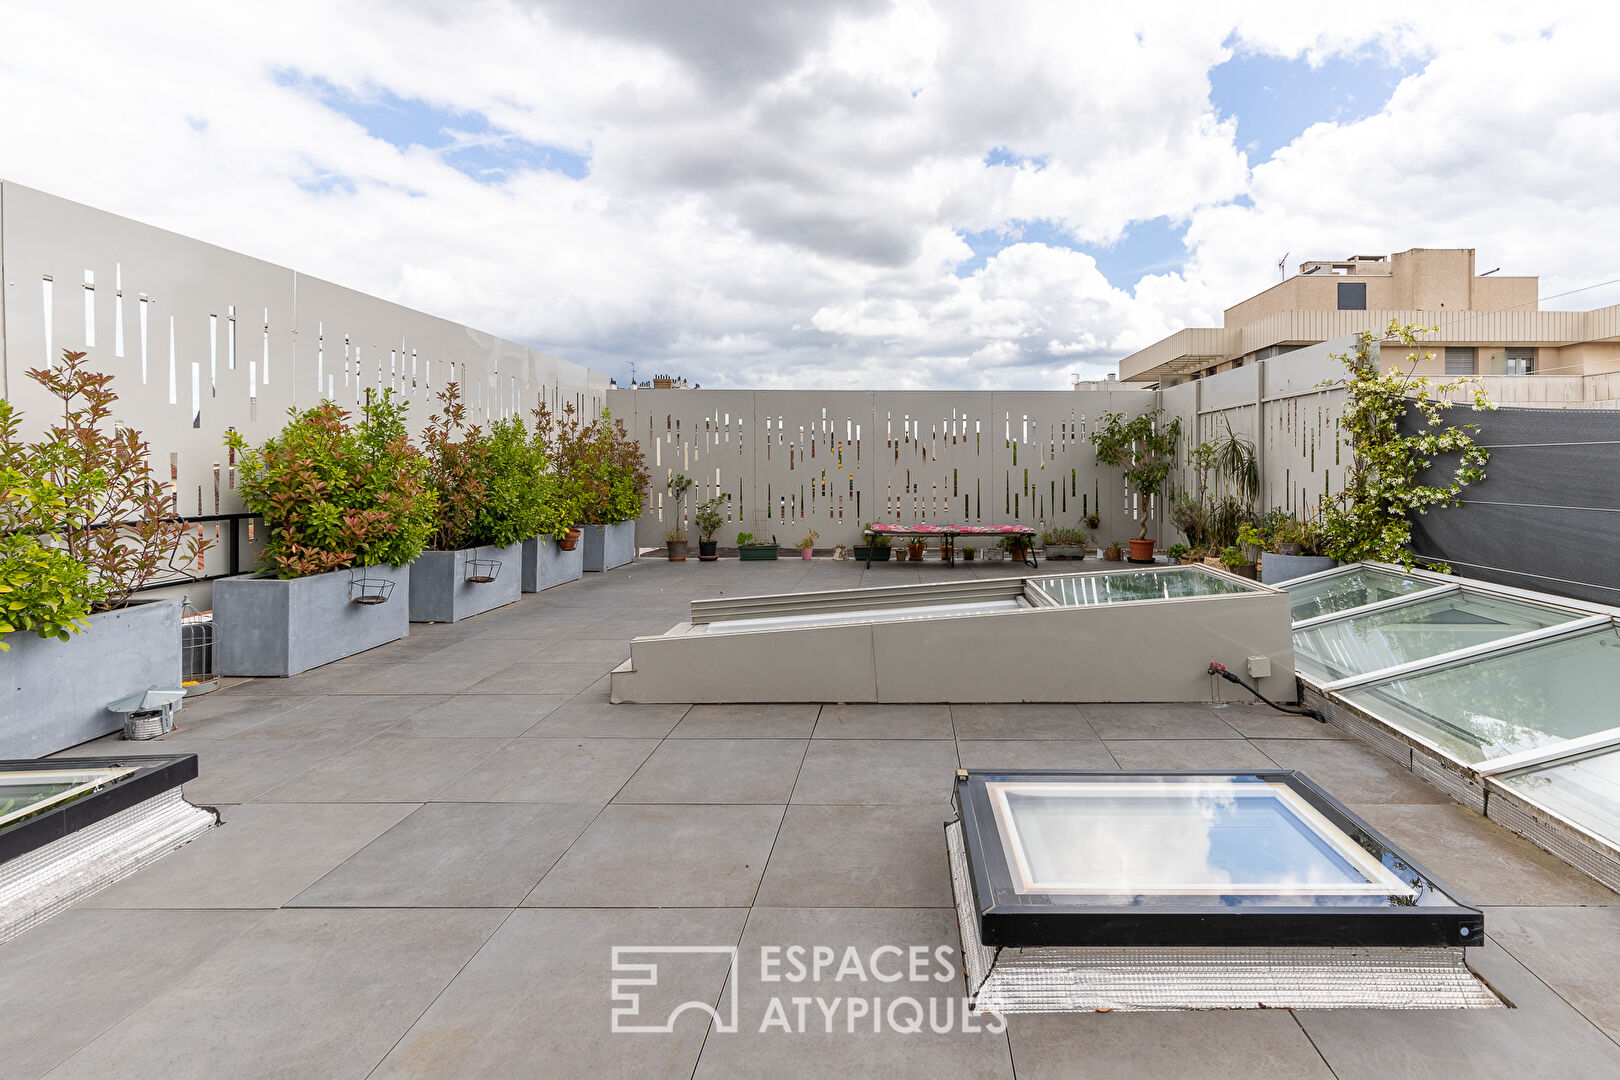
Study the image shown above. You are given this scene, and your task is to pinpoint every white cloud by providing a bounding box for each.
[0,1,1615,390]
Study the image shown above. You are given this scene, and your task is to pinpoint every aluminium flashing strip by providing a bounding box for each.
[951,769,1483,950]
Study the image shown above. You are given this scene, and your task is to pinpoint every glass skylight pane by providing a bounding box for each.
[1499,748,1620,849]
[987,777,1412,897]
[1284,567,1435,623]
[1031,567,1253,606]
[0,767,135,830]
[1338,626,1620,765]
[703,598,1020,634]
[1293,590,1578,683]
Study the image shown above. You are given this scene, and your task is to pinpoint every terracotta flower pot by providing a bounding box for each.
[1127,538,1156,563]
[558,528,581,551]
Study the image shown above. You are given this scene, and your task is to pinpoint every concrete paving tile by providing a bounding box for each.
[792,740,961,806]
[370,907,746,1080]
[755,804,955,907]
[1081,703,1243,740]
[0,908,264,1080]
[1350,802,1619,907]
[524,696,690,738]
[1298,938,1620,1080]
[84,802,416,909]
[434,737,660,803]
[224,694,449,746]
[527,636,634,665]
[616,738,808,804]
[1486,906,1620,1041]
[692,907,1014,1080]
[671,703,820,739]
[815,703,954,739]
[1214,703,1350,740]
[290,801,599,907]
[409,635,554,664]
[332,660,494,695]
[165,691,320,739]
[523,803,783,907]
[253,735,509,803]
[182,740,350,804]
[1256,738,1452,805]
[463,660,606,695]
[386,692,573,737]
[955,739,1119,771]
[950,703,1097,740]
[1006,1010,1333,1079]
[41,908,504,1080]
[1104,738,1278,771]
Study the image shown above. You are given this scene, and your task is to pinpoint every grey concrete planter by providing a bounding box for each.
[582,521,636,572]
[2,599,180,758]
[521,534,584,592]
[409,543,523,622]
[1260,553,1337,585]
[214,564,410,677]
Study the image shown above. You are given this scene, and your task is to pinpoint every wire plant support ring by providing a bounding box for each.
[465,559,502,584]
[347,571,396,606]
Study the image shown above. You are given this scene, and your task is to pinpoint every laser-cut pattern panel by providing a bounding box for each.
[611,388,1159,547]
[0,183,609,527]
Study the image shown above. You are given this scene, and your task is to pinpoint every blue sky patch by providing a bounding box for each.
[276,70,589,182]
[983,146,1048,170]
[1209,47,1422,163]
[955,216,1188,291]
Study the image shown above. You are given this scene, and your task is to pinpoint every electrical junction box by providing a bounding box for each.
[1247,656,1272,679]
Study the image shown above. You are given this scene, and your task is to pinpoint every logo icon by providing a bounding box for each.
[610,946,739,1034]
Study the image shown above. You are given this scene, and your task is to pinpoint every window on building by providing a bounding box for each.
[1505,347,1534,376]
[1445,347,1476,375]
[1337,282,1367,310]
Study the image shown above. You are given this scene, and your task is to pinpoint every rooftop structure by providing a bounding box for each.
[1117,247,1620,396]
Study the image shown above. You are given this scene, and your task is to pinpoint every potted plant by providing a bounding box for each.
[938,538,954,561]
[1084,512,1101,531]
[906,537,927,562]
[797,529,819,559]
[665,473,693,561]
[549,403,648,572]
[516,411,584,593]
[694,497,726,561]
[1259,513,1337,584]
[1042,526,1089,560]
[1220,545,1257,580]
[1166,543,1194,565]
[962,544,977,562]
[736,531,780,561]
[1103,539,1124,562]
[854,527,892,562]
[2,351,210,755]
[998,534,1031,562]
[1089,408,1181,564]
[404,382,533,623]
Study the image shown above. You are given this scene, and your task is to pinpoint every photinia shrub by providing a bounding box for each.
[546,404,648,526]
[0,350,205,649]
[227,389,435,578]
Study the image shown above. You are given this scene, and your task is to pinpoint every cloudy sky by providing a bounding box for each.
[2,1,1617,390]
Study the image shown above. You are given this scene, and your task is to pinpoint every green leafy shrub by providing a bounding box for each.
[547,404,649,525]
[1041,526,1089,545]
[1166,543,1191,560]
[478,413,556,547]
[1,351,205,649]
[227,390,434,578]
[1089,408,1182,540]
[1316,323,1493,569]
[693,496,726,541]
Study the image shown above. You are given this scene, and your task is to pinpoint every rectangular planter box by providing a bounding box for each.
[852,546,892,562]
[582,521,636,572]
[1260,553,1338,585]
[215,564,410,677]
[521,534,584,592]
[3,599,180,758]
[1045,545,1088,560]
[410,543,523,623]
[739,544,780,561]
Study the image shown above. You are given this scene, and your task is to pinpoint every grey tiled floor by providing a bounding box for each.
[11,555,1620,1079]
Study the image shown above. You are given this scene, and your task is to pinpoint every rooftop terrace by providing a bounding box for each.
[9,556,1620,1080]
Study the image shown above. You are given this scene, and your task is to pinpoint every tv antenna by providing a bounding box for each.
[1278,252,1289,282]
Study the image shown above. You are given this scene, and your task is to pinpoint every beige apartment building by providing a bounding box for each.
[1116,248,1620,404]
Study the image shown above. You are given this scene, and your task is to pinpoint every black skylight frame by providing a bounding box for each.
[953,769,1484,948]
[0,755,199,864]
